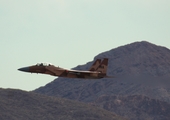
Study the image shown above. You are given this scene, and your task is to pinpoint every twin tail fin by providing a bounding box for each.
[89,58,108,74]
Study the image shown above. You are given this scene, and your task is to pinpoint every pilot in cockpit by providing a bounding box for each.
[36,63,52,66]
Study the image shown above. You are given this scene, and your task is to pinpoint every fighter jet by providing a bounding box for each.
[18,58,112,79]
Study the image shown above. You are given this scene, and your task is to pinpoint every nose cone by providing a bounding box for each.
[18,67,29,72]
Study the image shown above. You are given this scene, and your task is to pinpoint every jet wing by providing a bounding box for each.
[68,69,99,74]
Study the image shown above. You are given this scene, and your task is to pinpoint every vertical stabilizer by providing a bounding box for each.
[96,58,108,74]
[89,59,101,71]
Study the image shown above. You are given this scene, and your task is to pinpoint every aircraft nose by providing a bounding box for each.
[18,67,29,72]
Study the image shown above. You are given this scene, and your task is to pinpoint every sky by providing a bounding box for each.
[0,0,170,91]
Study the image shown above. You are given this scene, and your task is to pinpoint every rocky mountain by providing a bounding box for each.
[92,95,170,120]
[34,41,170,119]
[0,88,126,120]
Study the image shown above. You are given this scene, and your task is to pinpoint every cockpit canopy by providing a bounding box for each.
[36,63,52,66]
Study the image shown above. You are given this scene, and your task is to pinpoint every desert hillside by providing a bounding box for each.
[0,88,126,120]
[34,41,170,120]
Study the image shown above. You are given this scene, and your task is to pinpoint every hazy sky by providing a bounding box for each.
[1,0,170,91]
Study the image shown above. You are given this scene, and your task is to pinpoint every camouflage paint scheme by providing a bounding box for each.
[18,58,111,79]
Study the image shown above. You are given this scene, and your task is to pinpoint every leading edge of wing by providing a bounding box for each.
[68,69,100,74]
